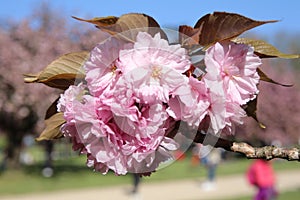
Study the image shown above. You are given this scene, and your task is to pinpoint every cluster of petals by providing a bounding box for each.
[57,32,261,175]
[203,41,261,134]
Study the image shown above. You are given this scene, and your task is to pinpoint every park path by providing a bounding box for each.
[2,169,300,200]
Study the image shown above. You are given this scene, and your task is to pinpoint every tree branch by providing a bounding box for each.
[193,131,300,161]
[230,142,300,161]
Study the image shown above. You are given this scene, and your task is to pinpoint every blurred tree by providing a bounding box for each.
[235,58,300,146]
[0,2,107,169]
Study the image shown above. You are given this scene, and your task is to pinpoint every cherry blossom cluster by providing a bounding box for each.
[57,32,261,175]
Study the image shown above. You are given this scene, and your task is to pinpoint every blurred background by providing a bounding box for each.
[0,0,300,199]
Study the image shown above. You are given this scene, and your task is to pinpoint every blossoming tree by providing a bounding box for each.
[0,4,105,168]
[25,12,300,175]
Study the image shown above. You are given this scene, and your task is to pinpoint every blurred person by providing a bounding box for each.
[131,173,141,194]
[200,145,222,190]
[247,159,278,200]
[42,140,54,178]
[127,173,142,199]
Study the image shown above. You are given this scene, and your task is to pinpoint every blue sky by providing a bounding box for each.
[1,0,300,37]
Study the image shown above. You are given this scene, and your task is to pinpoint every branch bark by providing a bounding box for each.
[193,131,300,161]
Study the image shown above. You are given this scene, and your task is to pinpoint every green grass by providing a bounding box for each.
[0,158,131,195]
[277,189,300,200]
[0,135,6,148]
[0,153,299,196]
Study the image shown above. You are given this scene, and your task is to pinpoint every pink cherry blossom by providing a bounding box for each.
[59,32,191,175]
[58,86,111,174]
[167,77,210,128]
[203,41,261,134]
[57,83,87,122]
[204,41,261,105]
[222,101,246,135]
[116,32,191,104]
[57,32,260,175]
[202,77,227,134]
[84,37,129,97]
[118,32,191,74]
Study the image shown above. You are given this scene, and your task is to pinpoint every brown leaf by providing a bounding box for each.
[179,25,200,45]
[194,12,277,46]
[72,16,119,34]
[242,98,266,129]
[23,74,39,82]
[45,98,60,120]
[41,74,83,90]
[36,112,65,141]
[179,26,206,69]
[257,68,293,87]
[232,38,300,59]
[24,51,89,90]
[73,13,167,42]
[72,15,119,27]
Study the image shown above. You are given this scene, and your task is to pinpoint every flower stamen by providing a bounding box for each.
[111,65,117,73]
[151,66,162,78]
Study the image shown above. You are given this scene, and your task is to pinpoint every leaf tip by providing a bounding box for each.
[266,19,280,24]
[23,74,38,83]
[71,16,83,21]
[259,123,266,129]
[35,136,47,142]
